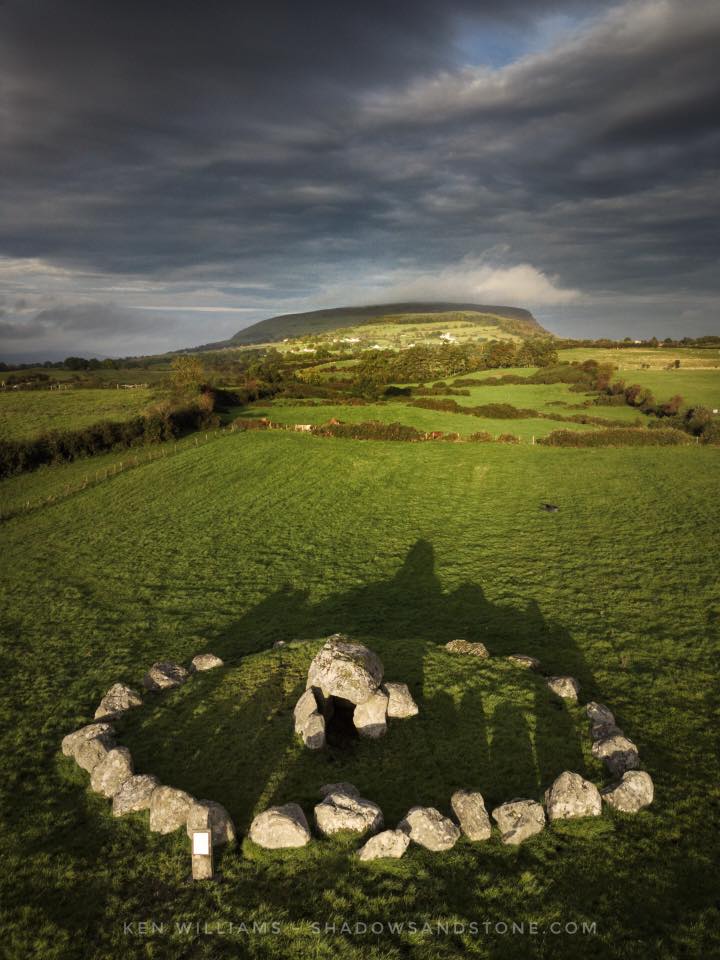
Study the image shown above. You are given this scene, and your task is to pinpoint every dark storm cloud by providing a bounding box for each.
[0,0,718,355]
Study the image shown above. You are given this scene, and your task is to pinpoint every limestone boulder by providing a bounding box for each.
[450,789,492,841]
[75,735,114,773]
[142,661,189,691]
[94,683,143,720]
[586,702,615,725]
[399,807,460,851]
[319,782,360,799]
[601,771,654,813]
[590,721,624,741]
[507,654,540,670]
[357,829,410,861]
[300,712,326,750]
[314,791,383,837]
[90,746,134,798]
[294,689,319,733]
[353,689,388,739]
[190,653,224,672]
[445,640,490,658]
[112,775,160,816]
[382,682,419,719]
[492,799,546,845]
[591,734,640,776]
[61,722,114,759]
[544,771,602,821]
[306,635,383,705]
[248,803,311,849]
[186,799,236,846]
[547,676,580,701]
[149,786,194,833]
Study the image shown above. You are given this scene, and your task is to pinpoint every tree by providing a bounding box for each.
[171,355,207,393]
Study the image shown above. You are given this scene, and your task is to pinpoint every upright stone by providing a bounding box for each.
[112,775,160,816]
[546,676,580,701]
[353,689,388,739]
[450,789,492,841]
[90,746,134,798]
[544,771,602,821]
[149,786,194,833]
[186,800,236,845]
[382,682,419,719]
[491,799,545,845]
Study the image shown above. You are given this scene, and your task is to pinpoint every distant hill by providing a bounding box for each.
[194,302,550,350]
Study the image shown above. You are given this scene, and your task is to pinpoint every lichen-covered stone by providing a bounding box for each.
[248,803,311,848]
[112,775,160,816]
[592,734,640,776]
[149,786,194,833]
[186,799,236,845]
[306,635,383,705]
[601,771,654,813]
[353,689,388,739]
[399,807,460,851]
[546,676,580,701]
[586,702,615,725]
[314,791,383,837]
[507,654,540,670]
[491,799,546,845]
[382,682,419,719]
[357,830,410,861]
[450,789,491,841]
[544,771,602,821]
[94,683,143,719]
[190,653,224,672]
[142,661,189,691]
[61,722,114,759]
[90,747,134,798]
[445,640,490,658]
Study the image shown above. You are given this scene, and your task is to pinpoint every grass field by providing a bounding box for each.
[611,369,720,410]
[559,346,720,370]
[0,388,156,441]
[235,401,598,440]
[1,430,719,959]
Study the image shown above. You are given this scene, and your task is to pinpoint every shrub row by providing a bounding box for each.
[538,428,692,447]
[310,420,423,441]
[0,405,217,479]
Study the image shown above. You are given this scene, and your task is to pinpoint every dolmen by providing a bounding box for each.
[293,634,418,749]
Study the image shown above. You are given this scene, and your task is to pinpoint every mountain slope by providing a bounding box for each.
[196,302,550,349]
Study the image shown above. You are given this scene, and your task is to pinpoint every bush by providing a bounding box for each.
[497,433,520,443]
[312,420,422,441]
[468,431,493,442]
[538,428,691,447]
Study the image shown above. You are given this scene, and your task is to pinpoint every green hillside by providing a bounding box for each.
[196,302,549,349]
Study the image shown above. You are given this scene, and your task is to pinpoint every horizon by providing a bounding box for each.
[1,0,719,359]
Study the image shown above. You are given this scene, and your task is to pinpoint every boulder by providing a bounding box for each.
[546,676,580,701]
[590,721,624,741]
[61,722,114,759]
[248,803,311,849]
[319,782,360,799]
[445,640,490,658]
[142,661,189,691]
[544,771,602,821]
[300,712,326,750]
[353,689,388,739]
[450,789,492,841]
[75,736,114,773]
[186,799,236,846]
[382,682,419,719]
[112,774,160,816]
[293,689,319,733]
[398,807,460,851]
[314,791,383,837]
[149,786,194,833]
[601,771,654,813]
[190,653,224,672]
[591,734,640,776]
[94,683,143,720]
[306,635,383,705]
[586,702,615,725]
[357,829,410,861]
[90,746,134,798]
[273,640,287,649]
[507,654,540,670]
[491,799,546,845]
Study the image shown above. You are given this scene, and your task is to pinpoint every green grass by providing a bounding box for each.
[613,369,720,410]
[1,431,719,958]
[0,387,156,441]
[236,401,598,440]
[560,346,720,370]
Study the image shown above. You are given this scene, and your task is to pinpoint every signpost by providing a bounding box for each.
[191,829,213,880]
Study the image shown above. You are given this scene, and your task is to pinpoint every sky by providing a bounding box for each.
[0,0,719,360]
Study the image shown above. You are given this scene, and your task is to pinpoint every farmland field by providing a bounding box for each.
[1,430,719,959]
[0,387,156,441]
[559,346,720,370]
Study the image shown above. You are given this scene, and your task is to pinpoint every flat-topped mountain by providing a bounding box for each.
[195,302,550,350]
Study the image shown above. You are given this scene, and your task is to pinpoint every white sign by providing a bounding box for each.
[192,831,210,856]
